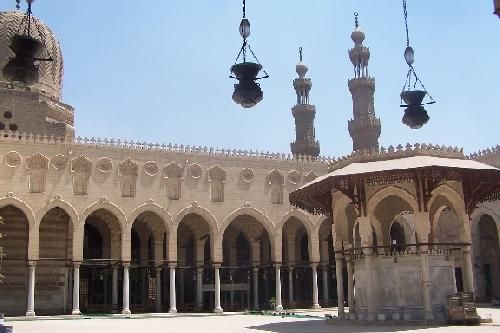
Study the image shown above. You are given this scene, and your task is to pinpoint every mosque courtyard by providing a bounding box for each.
[5,307,499,333]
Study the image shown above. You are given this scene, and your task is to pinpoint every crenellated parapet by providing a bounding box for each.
[328,143,464,172]
[0,130,334,164]
[466,145,500,168]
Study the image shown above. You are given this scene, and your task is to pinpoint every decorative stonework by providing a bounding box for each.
[208,165,226,202]
[267,169,284,204]
[188,163,203,179]
[51,154,68,170]
[164,162,183,200]
[119,158,138,197]
[26,152,49,170]
[4,151,21,168]
[143,161,159,176]
[96,157,113,173]
[240,168,254,183]
[71,156,92,195]
[26,152,49,193]
[304,170,317,183]
[119,158,138,177]
[288,170,301,185]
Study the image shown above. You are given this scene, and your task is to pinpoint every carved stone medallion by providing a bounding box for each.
[4,151,21,168]
[51,154,68,170]
[144,161,159,176]
[96,157,113,173]
[188,163,203,179]
[240,168,254,183]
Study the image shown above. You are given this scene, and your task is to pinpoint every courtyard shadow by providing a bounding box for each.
[247,320,444,333]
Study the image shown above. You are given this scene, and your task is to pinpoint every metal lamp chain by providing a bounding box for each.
[402,0,410,48]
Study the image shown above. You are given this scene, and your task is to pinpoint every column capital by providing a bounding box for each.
[73,261,82,268]
[335,253,344,260]
[122,262,131,269]
[28,260,37,267]
[274,262,282,269]
[310,262,318,269]
[213,263,222,269]
[252,266,259,273]
[168,262,177,269]
[155,267,163,272]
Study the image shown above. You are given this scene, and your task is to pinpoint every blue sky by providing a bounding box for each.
[2,1,499,157]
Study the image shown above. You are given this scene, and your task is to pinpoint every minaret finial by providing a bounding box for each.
[354,12,359,28]
[299,47,303,62]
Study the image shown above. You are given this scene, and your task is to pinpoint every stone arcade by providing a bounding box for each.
[0,9,499,320]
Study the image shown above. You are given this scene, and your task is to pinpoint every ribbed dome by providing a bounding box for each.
[0,11,63,100]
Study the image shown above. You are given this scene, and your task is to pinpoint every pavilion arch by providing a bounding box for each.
[367,185,419,216]
[428,185,468,244]
[331,192,355,244]
[80,200,127,228]
[428,184,466,217]
[0,196,36,228]
[128,202,174,235]
[36,198,79,228]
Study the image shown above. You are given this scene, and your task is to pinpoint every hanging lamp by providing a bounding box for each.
[3,0,53,86]
[400,0,435,129]
[230,0,269,109]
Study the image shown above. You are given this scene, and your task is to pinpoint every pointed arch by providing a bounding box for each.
[278,209,313,235]
[428,184,465,215]
[128,202,173,234]
[367,185,419,215]
[79,200,127,229]
[221,207,276,237]
[174,205,218,234]
[0,196,36,227]
[36,197,79,228]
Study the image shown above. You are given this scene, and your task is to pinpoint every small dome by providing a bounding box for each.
[351,27,365,46]
[0,11,63,100]
[296,62,308,78]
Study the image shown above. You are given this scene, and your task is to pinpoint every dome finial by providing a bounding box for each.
[296,46,308,78]
[351,12,365,46]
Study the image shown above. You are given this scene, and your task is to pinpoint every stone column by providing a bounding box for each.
[288,266,294,306]
[253,267,259,310]
[122,263,131,315]
[155,267,162,312]
[346,257,355,319]
[214,264,223,313]
[72,262,81,315]
[275,264,283,311]
[335,255,345,318]
[196,267,203,310]
[420,247,434,320]
[462,246,475,293]
[322,266,329,307]
[169,264,177,314]
[26,261,36,317]
[363,249,375,321]
[112,265,119,312]
[312,263,321,309]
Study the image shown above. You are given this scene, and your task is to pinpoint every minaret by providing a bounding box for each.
[290,48,320,157]
[347,14,381,152]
